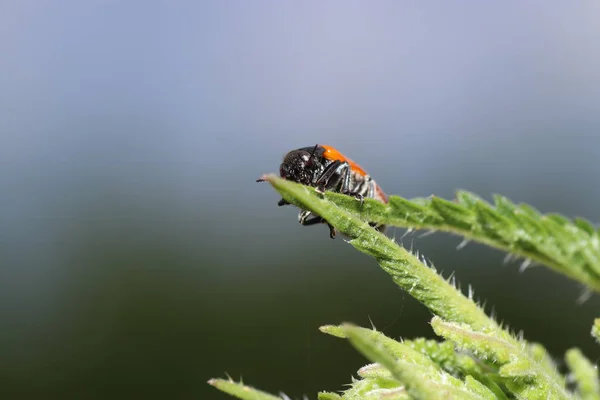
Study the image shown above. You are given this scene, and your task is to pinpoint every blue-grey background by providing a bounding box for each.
[1,1,600,398]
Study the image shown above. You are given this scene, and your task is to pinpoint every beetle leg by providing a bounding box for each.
[314,160,344,192]
[299,215,325,226]
[345,179,372,206]
[278,198,290,206]
[327,223,336,239]
[338,169,367,205]
[316,162,352,194]
[318,162,365,206]
[298,210,336,239]
[298,210,312,224]
[351,192,364,205]
[299,211,325,226]
[338,163,352,193]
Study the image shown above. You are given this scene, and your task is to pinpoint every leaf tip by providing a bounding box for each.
[319,325,347,338]
[256,173,278,183]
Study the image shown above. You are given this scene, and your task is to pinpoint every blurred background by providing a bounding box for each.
[1,1,600,398]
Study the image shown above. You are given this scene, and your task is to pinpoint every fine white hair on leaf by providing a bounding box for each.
[368,315,377,331]
[456,239,470,251]
[446,271,456,287]
[418,229,436,238]
[429,260,438,271]
[519,258,532,273]
[481,299,488,313]
[503,253,517,265]
[576,287,593,305]
[468,284,475,300]
[420,252,430,267]
[400,228,413,241]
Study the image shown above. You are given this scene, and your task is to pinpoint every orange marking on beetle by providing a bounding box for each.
[375,183,389,204]
[320,145,368,177]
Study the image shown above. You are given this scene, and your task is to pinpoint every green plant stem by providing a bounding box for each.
[296,185,600,292]
[263,175,572,400]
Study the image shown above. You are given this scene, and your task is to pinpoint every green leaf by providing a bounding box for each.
[318,392,343,400]
[338,377,410,400]
[566,348,600,400]
[319,325,346,338]
[403,338,508,400]
[261,174,600,292]
[456,191,484,208]
[253,176,581,400]
[323,324,440,369]
[357,363,395,380]
[208,378,283,400]
[464,375,497,400]
[430,196,475,231]
[263,175,495,330]
[431,317,569,400]
[592,319,600,344]
[341,324,489,400]
[574,218,597,237]
[388,195,443,225]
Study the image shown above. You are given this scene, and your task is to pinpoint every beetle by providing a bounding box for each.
[258,144,388,238]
